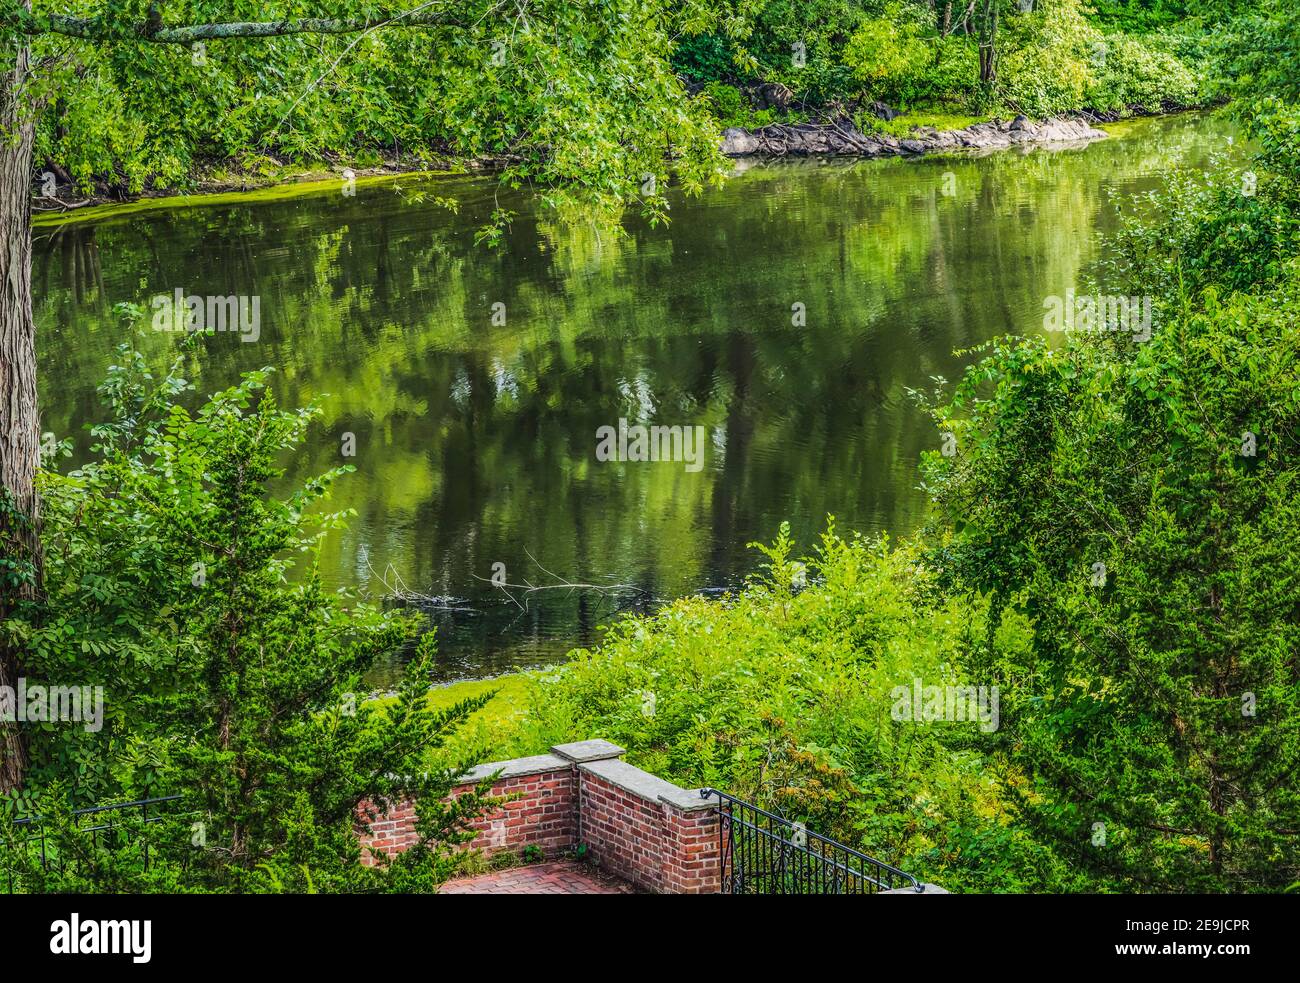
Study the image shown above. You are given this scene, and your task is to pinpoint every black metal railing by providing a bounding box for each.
[4,795,184,893]
[700,788,922,894]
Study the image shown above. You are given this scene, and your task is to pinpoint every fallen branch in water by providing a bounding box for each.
[32,193,96,211]
[472,548,645,612]
[367,557,475,611]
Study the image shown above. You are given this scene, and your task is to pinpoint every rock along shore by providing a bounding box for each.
[720,115,1108,158]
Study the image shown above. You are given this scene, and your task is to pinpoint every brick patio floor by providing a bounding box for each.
[439,859,639,894]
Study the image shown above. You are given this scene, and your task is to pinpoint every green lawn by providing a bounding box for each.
[423,673,535,765]
[426,673,532,721]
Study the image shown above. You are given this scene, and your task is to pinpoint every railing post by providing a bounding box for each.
[660,792,721,894]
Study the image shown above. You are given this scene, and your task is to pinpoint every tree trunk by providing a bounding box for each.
[935,2,954,67]
[0,36,39,793]
[978,0,998,85]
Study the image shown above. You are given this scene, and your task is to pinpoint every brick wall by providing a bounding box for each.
[662,800,724,894]
[356,739,721,894]
[578,769,673,892]
[575,757,722,894]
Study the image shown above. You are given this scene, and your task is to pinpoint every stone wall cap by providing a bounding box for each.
[659,788,722,812]
[456,753,570,785]
[579,756,689,803]
[550,739,625,763]
[880,883,950,894]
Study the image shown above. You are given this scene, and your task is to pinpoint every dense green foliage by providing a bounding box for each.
[905,42,1300,889]
[7,1,1298,895]
[491,1,1300,894]
[16,0,760,226]
[678,0,1209,128]
[921,241,1300,890]
[13,0,1220,215]
[501,525,1093,892]
[3,336,501,891]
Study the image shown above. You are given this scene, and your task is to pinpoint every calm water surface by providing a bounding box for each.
[34,112,1233,682]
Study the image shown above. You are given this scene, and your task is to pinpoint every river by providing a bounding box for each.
[33,111,1234,682]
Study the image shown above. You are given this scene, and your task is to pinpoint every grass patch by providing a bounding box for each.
[422,673,535,766]
[426,673,532,722]
[859,110,991,139]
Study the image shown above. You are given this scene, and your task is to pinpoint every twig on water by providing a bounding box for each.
[367,556,474,611]
[472,548,645,612]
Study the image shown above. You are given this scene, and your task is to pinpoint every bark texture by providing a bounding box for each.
[0,37,38,792]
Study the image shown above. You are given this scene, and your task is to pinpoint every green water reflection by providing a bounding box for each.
[34,112,1233,681]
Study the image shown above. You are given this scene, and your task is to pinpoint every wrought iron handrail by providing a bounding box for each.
[4,795,185,893]
[700,788,923,894]
[9,794,183,826]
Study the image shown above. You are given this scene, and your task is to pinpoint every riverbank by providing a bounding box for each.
[720,114,1109,158]
[31,162,465,229]
[420,673,532,764]
[34,112,1125,228]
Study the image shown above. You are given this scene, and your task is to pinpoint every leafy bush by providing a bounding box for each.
[1105,101,1300,298]
[4,339,498,892]
[843,13,933,103]
[1210,0,1300,104]
[504,522,1072,892]
[743,0,868,70]
[1086,32,1201,113]
[998,3,1097,116]
[701,81,778,129]
[919,102,1300,892]
[907,37,981,108]
[673,33,741,84]
[1090,0,1190,32]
